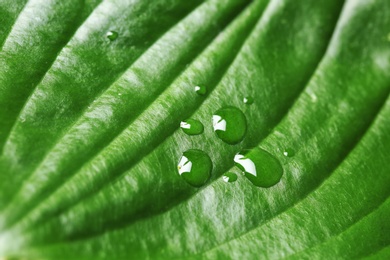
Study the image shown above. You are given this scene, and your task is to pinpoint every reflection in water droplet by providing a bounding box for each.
[177,149,212,187]
[243,96,254,105]
[234,148,283,188]
[194,85,207,95]
[283,148,295,157]
[222,172,237,183]
[106,31,118,41]
[212,106,247,145]
[180,119,204,135]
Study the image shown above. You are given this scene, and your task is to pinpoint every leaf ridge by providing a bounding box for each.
[16,0,346,246]
[198,89,390,257]
[0,0,29,49]
[0,0,103,151]
[1,0,254,231]
[287,195,390,259]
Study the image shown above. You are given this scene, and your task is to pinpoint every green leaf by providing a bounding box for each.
[1,0,390,259]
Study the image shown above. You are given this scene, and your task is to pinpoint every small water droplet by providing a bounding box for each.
[194,85,207,95]
[234,148,283,188]
[222,172,237,183]
[180,119,204,135]
[177,149,212,187]
[243,96,254,105]
[387,33,390,42]
[106,31,118,41]
[283,148,295,157]
[212,106,247,145]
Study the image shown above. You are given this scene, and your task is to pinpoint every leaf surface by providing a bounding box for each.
[0,0,389,259]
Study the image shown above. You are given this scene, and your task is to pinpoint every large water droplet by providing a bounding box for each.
[222,172,237,183]
[177,149,212,187]
[106,31,118,41]
[243,96,254,105]
[194,85,207,95]
[212,106,247,145]
[234,148,283,187]
[180,119,204,135]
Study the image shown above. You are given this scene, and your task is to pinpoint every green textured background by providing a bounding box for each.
[0,0,389,259]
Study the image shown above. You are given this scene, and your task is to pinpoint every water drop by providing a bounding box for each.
[212,106,247,145]
[194,85,207,95]
[243,96,254,105]
[234,148,283,188]
[177,149,212,187]
[106,31,118,41]
[180,119,204,135]
[222,172,237,183]
[283,148,295,157]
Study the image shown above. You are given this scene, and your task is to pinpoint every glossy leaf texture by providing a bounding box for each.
[0,0,390,259]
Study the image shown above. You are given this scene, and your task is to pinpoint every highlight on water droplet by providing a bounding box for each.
[194,85,207,95]
[177,149,212,187]
[212,106,247,145]
[106,31,118,41]
[283,148,295,157]
[234,148,283,188]
[222,172,237,183]
[243,96,254,105]
[180,119,204,135]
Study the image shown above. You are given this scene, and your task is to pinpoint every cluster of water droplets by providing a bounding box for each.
[104,31,290,189]
[103,32,285,187]
[174,83,292,189]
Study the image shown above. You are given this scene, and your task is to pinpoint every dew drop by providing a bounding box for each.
[194,85,207,95]
[222,172,237,183]
[177,149,212,187]
[212,106,247,145]
[234,148,283,188]
[180,119,204,135]
[283,148,295,157]
[243,96,254,105]
[106,31,118,41]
